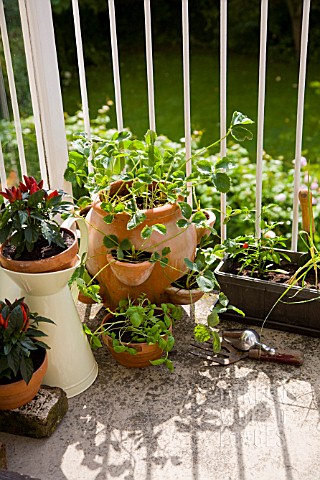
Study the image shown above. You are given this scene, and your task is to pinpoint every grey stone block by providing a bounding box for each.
[0,386,68,438]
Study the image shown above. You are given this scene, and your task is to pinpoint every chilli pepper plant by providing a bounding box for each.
[0,176,73,259]
[0,298,53,385]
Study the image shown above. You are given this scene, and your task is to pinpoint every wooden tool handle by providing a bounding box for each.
[248,349,304,366]
[299,189,315,233]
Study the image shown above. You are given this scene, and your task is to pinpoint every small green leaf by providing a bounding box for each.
[212,172,231,193]
[179,202,193,220]
[152,224,167,235]
[113,345,127,353]
[127,348,138,355]
[130,312,143,327]
[120,238,132,250]
[207,310,220,328]
[150,357,166,365]
[197,275,214,293]
[164,358,174,372]
[231,111,254,126]
[176,219,189,228]
[141,226,152,239]
[212,331,221,353]
[194,324,210,343]
[196,159,212,175]
[219,292,229,307]
[127,212,146,230]
[231,125,253,142]
[103,234,119,248]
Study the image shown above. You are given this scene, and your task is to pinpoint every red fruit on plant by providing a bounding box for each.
[242,242,249,249]
[0,313,8,329]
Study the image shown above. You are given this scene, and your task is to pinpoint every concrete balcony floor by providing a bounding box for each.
[1,294,320,480]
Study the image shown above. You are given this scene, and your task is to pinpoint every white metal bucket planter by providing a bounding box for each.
[3,260,98,398]
[0,266,20,301]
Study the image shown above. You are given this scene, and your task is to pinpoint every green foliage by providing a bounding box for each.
[68,258,102,304]
[83,295,182,371]
[193,292,245,353]
[223,219,291,279]
[0,297,53,384]
[173,235,225,292]
[65,113,253,230]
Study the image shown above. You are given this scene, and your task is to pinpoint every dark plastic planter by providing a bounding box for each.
[215,251,320,337]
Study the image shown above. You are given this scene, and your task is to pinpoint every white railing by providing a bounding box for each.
[0,0,312,249]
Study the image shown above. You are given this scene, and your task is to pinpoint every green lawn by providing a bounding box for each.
[62,49,320,164]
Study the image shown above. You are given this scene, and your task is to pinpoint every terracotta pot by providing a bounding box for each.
[0,228,78,274]
[164,284,204,305]
[195,210,216,244]
[106,253,155,286]
[85,181,197,308]
[78,292,97,304]
[0,350,48,410]
[101,314,171,368]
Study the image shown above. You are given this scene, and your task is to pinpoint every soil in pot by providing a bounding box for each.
[2,230,75,262]
[109,249,152,264]
[229,260,319,289]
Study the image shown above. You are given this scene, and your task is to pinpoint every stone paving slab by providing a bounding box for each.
[0,295,319,480]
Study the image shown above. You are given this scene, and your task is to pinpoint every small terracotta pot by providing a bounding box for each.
[106,253,155,286]
[164,284,204,305]
[101,314,170,368]
[78,292,97,304]
[0,228,78,274]
[195,210,216,244]
[0,350,48,410]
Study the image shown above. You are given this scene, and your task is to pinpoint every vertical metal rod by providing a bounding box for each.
[182,0,192,206]
[144,0,156,132]
[255,0,268,239]
[108,0,123,132]
[71,0,92,173]
[0,0,27,177]
[72,0,91,137]
[220,0,227,241]
[0,139,7,189]
[291,0,311,251]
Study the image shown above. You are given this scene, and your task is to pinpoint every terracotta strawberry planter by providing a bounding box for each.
[85,181,197,308]
[0,350,48,410]
[0,228,78,274]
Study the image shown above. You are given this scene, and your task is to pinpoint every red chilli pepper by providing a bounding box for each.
[0,313,8,329]
[20,302,30,331]
[47,190,59,201]
[242,242,249,249]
